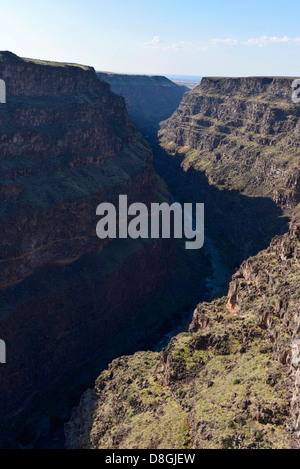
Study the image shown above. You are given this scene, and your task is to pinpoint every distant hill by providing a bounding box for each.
[166,75,202,89]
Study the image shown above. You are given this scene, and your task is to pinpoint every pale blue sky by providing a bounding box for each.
[1,0,299,76]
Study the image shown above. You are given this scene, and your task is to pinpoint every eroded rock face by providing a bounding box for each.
[97,72,189,137]
[157,77,300,263]
[160,77,300,206]
[0,52,151,288]
[67,205,300,449]
[0,51,100,97]
[65,77,300,450]
[0,52,175,445]
[223,205,300,446]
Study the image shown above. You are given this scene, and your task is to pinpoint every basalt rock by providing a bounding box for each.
[0,52,176,446]
[223,204,300,447]
[67,204,300,449]
[157,77,300,263]
[97,72,188,138]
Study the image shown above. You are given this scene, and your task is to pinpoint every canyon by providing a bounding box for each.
[0,52,209,448]
[66,206,300,448]
[96,72,189,138]
[65,76,300,449]
[0,51,299,449]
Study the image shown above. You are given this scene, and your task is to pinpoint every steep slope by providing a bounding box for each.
[156,77,300,264]
[96,73,189,137]
[0,52,180,446]
[0,52,157,289]
[66,204,300,449]
[160,77,300,207]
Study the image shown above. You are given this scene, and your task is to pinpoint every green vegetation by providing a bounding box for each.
[76,298,290,449]
[88,352,192,449]
[158,78,300,206]
[0,51,92,70]
[22,57,92,70]
[69,206,300,448]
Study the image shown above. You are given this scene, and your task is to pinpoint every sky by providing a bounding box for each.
[1,0,300,77]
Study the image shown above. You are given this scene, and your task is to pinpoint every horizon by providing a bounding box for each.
[2,51,299,81]
[1,0,300,76]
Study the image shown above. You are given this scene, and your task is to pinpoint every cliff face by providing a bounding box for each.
[66,204,300,449]
[159,77,300,207]
[157,77,300,263]
[0,52,177,445]
[96,73,189,137]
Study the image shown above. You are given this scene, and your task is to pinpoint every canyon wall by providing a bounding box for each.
[0,52,177,446]
[97,72,189,137]
[157,77,300,264]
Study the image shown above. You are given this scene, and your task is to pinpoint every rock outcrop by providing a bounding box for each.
[66,204,300,449]
[97,72,189,137]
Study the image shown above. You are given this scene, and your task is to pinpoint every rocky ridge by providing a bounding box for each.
[159,77,300,208]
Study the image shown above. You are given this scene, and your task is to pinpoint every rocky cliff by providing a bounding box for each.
[66,203,300,449]
[96,72,189,137]
[156,77,300,264]
[160,77,300,207]
[0,52,181,447]
[0,52,156,289]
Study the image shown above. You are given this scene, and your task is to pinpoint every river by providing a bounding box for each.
[153,199,230,351]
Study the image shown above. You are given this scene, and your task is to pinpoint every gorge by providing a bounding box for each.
[66,75,300,449]
[0,52,299,449]
[0,52,209,448]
